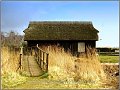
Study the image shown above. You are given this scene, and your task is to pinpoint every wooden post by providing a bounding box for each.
[20,46,23,71]
[31,47,32,56]
[19,54,22,69]
[46,54,49,72]
[20,46,23,55]
[38,49,39,63]
[47,46,50,52]
[40,50,41,68]
[43,52,44,70]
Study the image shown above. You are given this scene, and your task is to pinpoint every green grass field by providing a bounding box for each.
[8,76,109,89]
[99,55,119,63]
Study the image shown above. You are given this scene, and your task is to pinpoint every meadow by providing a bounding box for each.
[1,46,119,89]
[99,55,119,63]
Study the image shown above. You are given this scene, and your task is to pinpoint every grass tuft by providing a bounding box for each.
[2,71,27,88]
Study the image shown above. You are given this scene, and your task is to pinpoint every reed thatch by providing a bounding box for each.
[23,21,99,41]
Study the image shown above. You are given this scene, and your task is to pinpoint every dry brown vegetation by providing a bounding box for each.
[39,45,108,88]
[1,47,27,88]
[1,47,20,74]
[102,64,119,89]
[74,47,106,83]
[1,45,118,89]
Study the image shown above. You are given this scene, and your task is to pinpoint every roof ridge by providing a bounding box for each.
[29,21,92,24]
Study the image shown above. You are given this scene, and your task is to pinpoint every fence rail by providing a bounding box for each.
[22,45,49,72]
[98,52,119,56]
[35,45,49,72]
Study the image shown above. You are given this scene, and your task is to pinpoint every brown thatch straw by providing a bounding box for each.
[24,21,99,41]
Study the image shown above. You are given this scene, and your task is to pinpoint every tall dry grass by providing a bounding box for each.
[40,45,106,85]
[40,45,76,81]
[1,47,27,88]
[1,47,20,74]
[74,47,106,83]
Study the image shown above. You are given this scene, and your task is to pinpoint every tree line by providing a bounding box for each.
[1,31,24,48]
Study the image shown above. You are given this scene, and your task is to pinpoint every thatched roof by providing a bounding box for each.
[23,21,99,41]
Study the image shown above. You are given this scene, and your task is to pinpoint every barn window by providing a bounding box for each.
[78,42,85,52]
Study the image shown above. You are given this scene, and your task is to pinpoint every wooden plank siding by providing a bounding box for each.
[26,40,96,56]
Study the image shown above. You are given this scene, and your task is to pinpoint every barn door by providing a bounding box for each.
[78,42,85,52]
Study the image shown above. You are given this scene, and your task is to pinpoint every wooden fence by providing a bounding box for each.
[35,45,49,72]
[22,45,49,72]
[98,52,119,56]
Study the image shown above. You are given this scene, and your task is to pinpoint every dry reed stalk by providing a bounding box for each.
[75,47,106,83]
[1,47,20,75]
[39,45,106,84]
[40,45,75,81]
[1,47,10,75]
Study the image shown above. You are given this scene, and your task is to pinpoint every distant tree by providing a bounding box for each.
[1,31,23,48]
[0,32,6,46]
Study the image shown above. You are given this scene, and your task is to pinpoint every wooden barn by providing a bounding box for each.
[23,21,99,55]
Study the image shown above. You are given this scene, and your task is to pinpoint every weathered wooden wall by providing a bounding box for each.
[26,40,96,56]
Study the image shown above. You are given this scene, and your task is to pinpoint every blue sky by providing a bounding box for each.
[1,1,119,47]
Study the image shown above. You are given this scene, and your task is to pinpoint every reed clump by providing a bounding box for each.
[74,47,106,84]
[40,45,75,82]
[40,45,106,85]
[1,47,27,88]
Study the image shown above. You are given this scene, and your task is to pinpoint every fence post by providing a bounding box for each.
[20,46,23,71]
[20,46,23,55]
[16,46,23,72]
[40,50,41,68]
[43,52,45,70]
[19,54,22,69]
[38,48,39,62]
[36,44,49,72]
[46,54,49,72]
